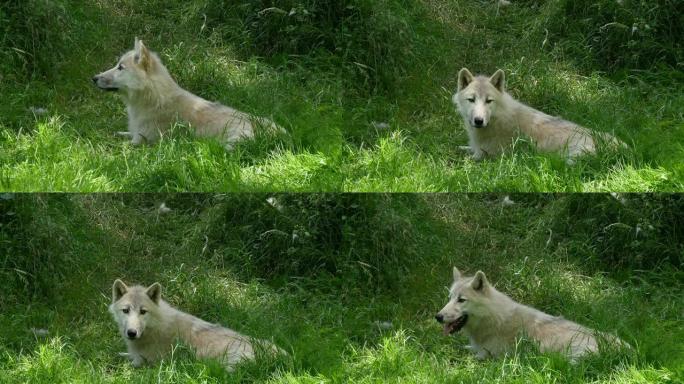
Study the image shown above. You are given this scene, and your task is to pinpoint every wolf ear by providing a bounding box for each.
[146,282,162,304]
[134,37,151,71]
[471,271,489,291]
[112,279,128,302]
[457,68,474,91]
[489,69,505,92]
[453,267,462,282]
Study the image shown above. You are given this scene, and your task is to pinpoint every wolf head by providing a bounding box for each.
[435,267,493,336]
[453,68,505,129]
[92,38,162,94]
[109,279,162,341]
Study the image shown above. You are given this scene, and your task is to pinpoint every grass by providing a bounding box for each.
[1,193,682,383]
[1,0,683,191]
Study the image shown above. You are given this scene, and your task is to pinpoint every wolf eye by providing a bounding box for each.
[140,309,147,315]
[467,98,475,103]
[457,296,467,303]
[485,99,493,104]
[117,64,125,71]
[122,308,129,314]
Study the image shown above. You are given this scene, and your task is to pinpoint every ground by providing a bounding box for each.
[1,194,682,383]
[1,1,682,191]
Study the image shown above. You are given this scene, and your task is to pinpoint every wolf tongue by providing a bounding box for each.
[443,323,452,336]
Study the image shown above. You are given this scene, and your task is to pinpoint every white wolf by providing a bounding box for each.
[435,268,627,361]
[93,38,282,149]
[109,279,283,370]
[453,68,624,162]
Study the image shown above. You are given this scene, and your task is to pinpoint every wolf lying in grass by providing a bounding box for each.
[109,279,283,370]
[93,38,282,150]
[435,268,628,361]
[453,68,625,162]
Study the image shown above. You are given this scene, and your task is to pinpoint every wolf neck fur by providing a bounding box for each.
[133,300,204,348]
[492,93,561,138]
[464,288,547,344]
[491,93,535,129]
[125,74,216,130]
[125,71,179,110]
[465,289,512,335]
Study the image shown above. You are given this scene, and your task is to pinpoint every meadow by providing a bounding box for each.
[1,193,682,382]
[1,0,682,192]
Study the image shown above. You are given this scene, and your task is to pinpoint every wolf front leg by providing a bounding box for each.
[470,148,485,161]
[130,133,146,146]
[457,145,485,161]
[471,346,494,360]
[115,131,147,146]
[119,351,145,367]
[130,354,145,367]
[115,131,133,138]
[466,338,491,360]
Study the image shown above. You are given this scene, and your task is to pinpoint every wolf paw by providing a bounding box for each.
[116,131,146,146]
[130,136,145,146]
[130,356,145,367]
[118,352,144,367]
[115,131,132,138]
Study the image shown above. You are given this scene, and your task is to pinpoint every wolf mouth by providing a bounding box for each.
[443,314,468,335]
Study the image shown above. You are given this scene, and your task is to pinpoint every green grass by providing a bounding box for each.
[1,0,683,192]
[1,194,682,383]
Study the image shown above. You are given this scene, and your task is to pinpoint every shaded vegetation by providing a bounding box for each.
[535,0,684,73]
[1,194,682,382]
[0,1,683,191]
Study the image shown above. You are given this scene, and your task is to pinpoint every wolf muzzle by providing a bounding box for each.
[92,76,119,91]
[126,329,139,339]
[472,117,485,128]
[435,313,468,335]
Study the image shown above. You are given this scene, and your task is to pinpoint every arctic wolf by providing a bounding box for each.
[93,38,282,149]
[435,268,627,361]
[453,68,624,161]
[109,279,283,370]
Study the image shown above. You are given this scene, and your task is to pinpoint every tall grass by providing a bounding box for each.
[1,194,682,382]
[1,0,683,191]
[530,0,684,73]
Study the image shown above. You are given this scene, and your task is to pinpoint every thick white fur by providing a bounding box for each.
[93,38,282,149]
[436,268,627,361]
[453,68,624,162]
[109,279,282,370]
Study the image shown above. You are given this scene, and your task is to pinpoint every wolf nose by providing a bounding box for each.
[126,329,138,339]
[92,76,99,84]
[435,314,444,323]
[473,117,484,127]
